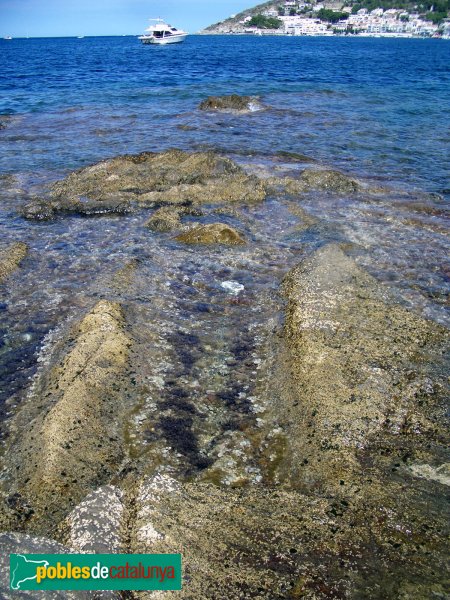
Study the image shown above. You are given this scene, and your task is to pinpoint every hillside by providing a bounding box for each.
[203,1,282,33]
[202,0,449,33]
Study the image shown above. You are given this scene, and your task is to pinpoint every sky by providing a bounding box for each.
[0,0,255,37]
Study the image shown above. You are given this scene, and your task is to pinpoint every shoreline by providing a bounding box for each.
[199,30,449,38]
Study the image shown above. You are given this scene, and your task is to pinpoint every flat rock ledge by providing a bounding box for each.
[0,242,28,283]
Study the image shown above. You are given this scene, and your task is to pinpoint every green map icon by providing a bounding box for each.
[10,554,49,590]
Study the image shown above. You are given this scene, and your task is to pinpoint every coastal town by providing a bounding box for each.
[204,0,450,37]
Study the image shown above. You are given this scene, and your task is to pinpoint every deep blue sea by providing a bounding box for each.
[0,35,449,195]
[0,35,449,412]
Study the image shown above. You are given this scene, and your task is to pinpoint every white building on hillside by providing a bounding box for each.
[282,16,333,34]
[263,9,280,17]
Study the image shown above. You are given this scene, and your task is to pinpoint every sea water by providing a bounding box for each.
[1,36,449,194]
[0,35,449,436]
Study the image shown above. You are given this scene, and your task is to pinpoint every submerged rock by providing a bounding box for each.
[146,206,183,232]
[0,242,28,283]
[44,150,266,216]
[0,173,19,189]
[145,205,202,233]
[176,223,246,245]
[300,168,360,192]
[284,168,360,195]
[21,199,55,221]
[109,258,141,292]
[0,115,15,130]
[275,150,317,163]
[199,94,263,113]
[287,203,320,230]
[176,124,198,131]
[1,300,132,534]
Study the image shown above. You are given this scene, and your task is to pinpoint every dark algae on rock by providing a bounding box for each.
[0,144,448,599]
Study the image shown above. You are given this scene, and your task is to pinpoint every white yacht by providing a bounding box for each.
[139,19,188,45]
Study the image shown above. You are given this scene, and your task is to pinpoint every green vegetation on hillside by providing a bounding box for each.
[316,9,349,21]
[424,10,448,21]
[204,0,449,32]
[248,14,283,28]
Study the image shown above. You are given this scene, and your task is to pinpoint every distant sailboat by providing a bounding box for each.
[3,36,12,40]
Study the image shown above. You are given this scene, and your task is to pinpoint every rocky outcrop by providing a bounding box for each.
[277,244,448,494]
[202,1,280,34]
[300,168,360,192]
[127,474,338,599]
[175,223,246,245]
[139,173,265,206]
[36,150,266,217]
[20,152,365,223]
[0,242,28,283]
[23,196,131,218]
[199,94,263,113]
[2,300,132,534]
[125,462,449,599]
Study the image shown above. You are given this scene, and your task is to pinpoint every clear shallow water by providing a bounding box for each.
[0,35,449,436]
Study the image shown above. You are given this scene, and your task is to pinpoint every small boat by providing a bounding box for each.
[139,18,188,45]
[3,36,12,40]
